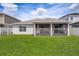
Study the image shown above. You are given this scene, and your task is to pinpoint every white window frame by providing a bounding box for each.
[19,26,26,32]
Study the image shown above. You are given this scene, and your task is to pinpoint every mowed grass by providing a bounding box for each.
[0,35,79,56]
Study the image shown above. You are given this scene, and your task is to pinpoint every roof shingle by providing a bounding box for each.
[13,18,69,25]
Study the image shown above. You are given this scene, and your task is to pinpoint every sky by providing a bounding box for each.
[0,3,79,21]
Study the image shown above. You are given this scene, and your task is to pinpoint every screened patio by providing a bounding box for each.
[34,24,68,36]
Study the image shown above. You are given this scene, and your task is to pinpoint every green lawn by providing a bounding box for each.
[0,35,79,56]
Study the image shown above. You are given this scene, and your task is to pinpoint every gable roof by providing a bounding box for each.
[0,13,21,22]
[59,13,79,19]
[13,18,69,25]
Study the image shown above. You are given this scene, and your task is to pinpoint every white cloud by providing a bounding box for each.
[29,6,68,19]
[1,3,18,12]
[0,3,18,19]
[31,7,48,16]
[68,4,79,10]
[49,7,66,14]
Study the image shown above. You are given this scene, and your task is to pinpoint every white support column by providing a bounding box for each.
[50,24,52,36]
[34,24,36,36]
[68,23,70,36]
[69,15,71,22]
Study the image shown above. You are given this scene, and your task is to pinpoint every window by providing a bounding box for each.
[71,16,73,20]
[19,26,26,32]
[19,26,22,32]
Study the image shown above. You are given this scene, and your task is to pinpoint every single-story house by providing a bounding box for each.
[12,18,69,36]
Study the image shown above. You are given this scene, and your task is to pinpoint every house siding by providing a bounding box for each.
[13,24,34,35]
[0,14,4,24]
[69,15,79,23]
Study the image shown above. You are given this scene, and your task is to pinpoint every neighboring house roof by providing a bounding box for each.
[0,13,21,22]
[59,13,79,19]
[13,18,69,25]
